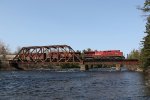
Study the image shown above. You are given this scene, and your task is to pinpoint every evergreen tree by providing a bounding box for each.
[127,49,141,60]
[141,0,150,68]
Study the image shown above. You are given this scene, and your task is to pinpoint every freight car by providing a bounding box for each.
[84,50,125,60]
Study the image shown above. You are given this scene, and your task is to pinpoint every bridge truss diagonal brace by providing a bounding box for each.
[12,45,82,64]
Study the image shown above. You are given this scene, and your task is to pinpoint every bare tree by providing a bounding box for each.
[0,40,10,59]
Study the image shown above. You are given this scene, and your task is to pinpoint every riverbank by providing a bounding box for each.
[0,58,145,73]
[0,60,16,71]
[145,68,150,75]
[0,55,16,70]
[140,68,150,87]
[0,60,144,72]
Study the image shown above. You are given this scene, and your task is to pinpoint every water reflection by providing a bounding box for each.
[0,70,150,100]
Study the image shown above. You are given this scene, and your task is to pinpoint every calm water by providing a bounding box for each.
[0,70,150,100]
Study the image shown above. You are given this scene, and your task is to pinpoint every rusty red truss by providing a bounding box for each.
[13,45,82,63]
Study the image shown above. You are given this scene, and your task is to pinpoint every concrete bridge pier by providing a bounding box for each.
[80,64,85,71]
[80,64,89,71]
[116,64,121,71]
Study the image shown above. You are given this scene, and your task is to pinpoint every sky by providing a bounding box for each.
[0,0,146,56]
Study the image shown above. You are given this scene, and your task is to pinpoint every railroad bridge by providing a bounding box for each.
[10,45,139,71]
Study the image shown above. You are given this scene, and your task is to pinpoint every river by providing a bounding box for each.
[0,70,150,100]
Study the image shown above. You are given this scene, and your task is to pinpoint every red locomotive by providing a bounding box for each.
[84,50,124,60]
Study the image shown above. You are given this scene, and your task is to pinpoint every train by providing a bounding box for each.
[83,50,125,60]
[15,49,124,62]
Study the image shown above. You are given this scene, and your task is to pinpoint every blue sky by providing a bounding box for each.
[0,0,145,56]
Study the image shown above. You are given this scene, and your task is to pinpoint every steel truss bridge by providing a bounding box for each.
[10,45,139,70]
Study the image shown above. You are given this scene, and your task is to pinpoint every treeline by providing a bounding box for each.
[0,41,10,59]
[127,49,141,60]
[0,40,21,60]
[127,49,144,69]
[140,0,150,69]
[0,41,10,54]
[128,0,150,69]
